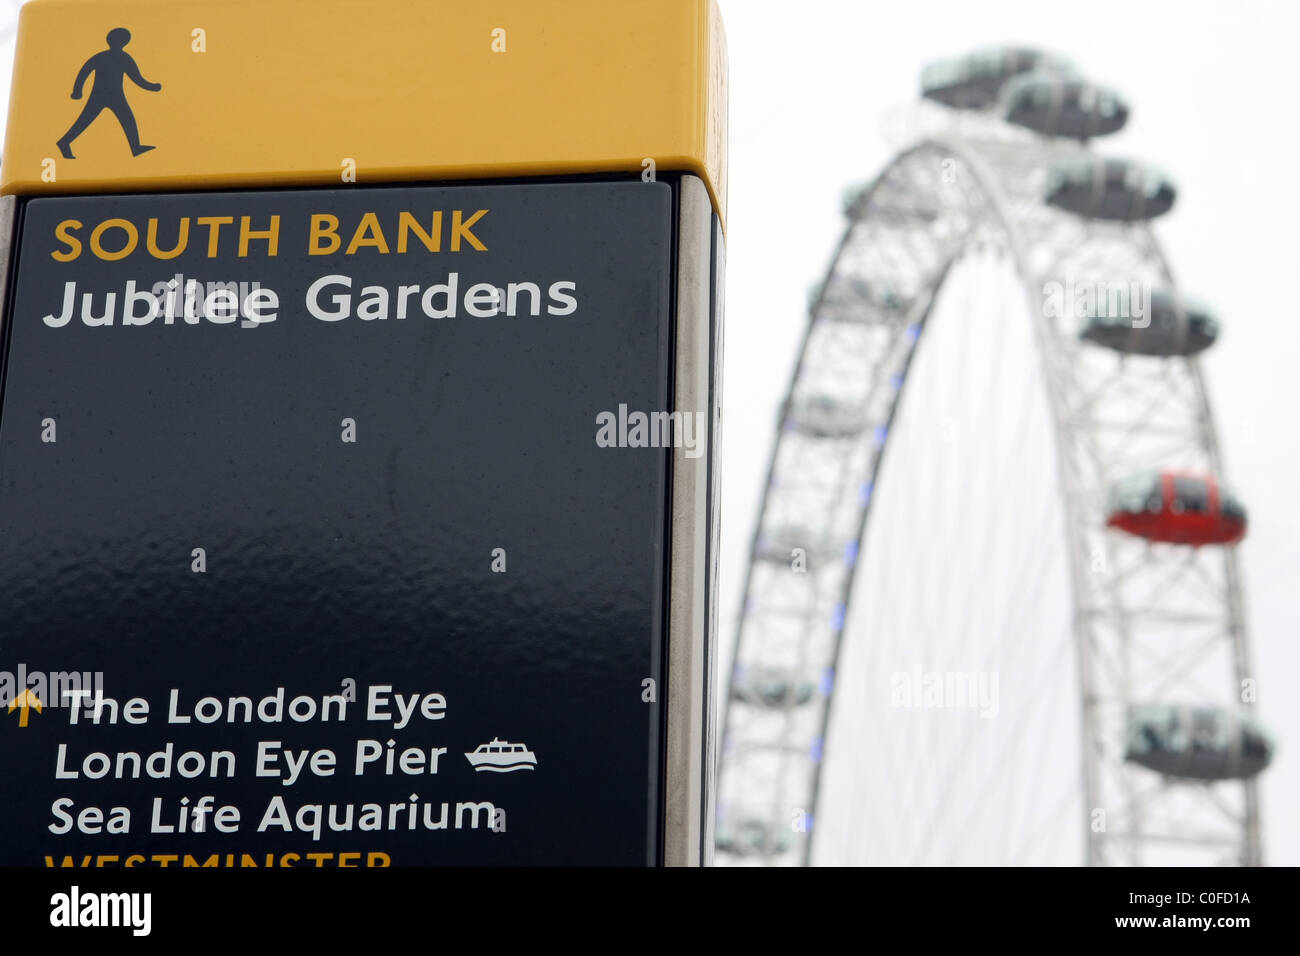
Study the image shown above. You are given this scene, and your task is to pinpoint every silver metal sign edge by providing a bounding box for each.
[663,174,716,867]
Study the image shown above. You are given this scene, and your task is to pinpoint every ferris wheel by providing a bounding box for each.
[715,48,1275,867]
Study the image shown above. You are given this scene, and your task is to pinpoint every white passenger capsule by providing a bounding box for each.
[1044,157,1176,221]
[1081,289,1219,356]
[1001,73,1129,139]
[785,393,869,439]
[1124,704,1274,781]
[921,47,1075,111]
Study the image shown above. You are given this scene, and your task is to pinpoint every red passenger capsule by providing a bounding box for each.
[1105,470,1246,546]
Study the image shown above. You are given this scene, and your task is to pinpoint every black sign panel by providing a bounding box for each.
[0,182,674,865]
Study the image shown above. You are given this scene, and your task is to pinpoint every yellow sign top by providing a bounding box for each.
[2,0,728,223]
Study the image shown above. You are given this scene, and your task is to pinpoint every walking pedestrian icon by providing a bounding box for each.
[56,28,161,159]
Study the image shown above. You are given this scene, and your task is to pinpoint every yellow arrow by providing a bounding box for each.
[8,689,42,728]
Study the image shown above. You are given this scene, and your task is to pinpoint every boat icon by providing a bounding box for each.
[465,738,537,772]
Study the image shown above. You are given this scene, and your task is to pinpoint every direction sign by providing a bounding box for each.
[0,178,717,867]
[0,0,725,869]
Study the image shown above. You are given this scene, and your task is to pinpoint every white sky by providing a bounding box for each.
[0,0,1293,865]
